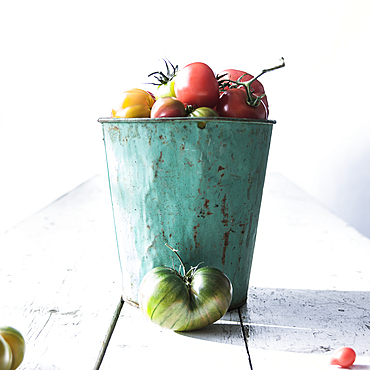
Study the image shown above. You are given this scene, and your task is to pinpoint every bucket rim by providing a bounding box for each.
[98,117,276,125]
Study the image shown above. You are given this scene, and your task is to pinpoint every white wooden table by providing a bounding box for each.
[1,173,369,369]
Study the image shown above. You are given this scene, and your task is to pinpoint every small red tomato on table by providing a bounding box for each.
[330,347,356,368]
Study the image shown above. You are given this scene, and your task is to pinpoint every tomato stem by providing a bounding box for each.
[223,58,285,107]
[242,58,285,105]
[165,244,187,276]
[148,59,178,86]
[252,57,285,83]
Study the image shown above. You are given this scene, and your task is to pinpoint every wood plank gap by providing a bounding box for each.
[93,296,124,370]
[238,307,253,370]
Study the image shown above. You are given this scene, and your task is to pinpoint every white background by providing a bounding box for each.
[1,0,369,238]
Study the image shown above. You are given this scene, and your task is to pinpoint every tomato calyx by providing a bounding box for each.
[221,58,285,108]
[216,72,230,93]
[148,59,178,86]
[185,105,196,116]
[165,244,202,290]
[184,104,207,116]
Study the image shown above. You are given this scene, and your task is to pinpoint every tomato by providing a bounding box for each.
[148,59,178,100]
[151,97,186,118]
[0,327,25,370]
[219,69,265,94]
[112,88,155,118]
[218,69,269,114]
[155,80,176,100]
[174,62,219,108]
[0,334,12,370]
[330,347,356,368]
[217,88,268,119]
[216,59,285,120]
[139,244,233,332]
[187,107,219,118]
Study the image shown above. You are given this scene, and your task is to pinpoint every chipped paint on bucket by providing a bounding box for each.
[99,117,274,309]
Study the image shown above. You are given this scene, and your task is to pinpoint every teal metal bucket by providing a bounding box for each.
[99,117,274,310]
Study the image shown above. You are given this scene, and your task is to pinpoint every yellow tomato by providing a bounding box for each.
[112,88,155,118]
[0,327,25,370]
[0,334,12,370]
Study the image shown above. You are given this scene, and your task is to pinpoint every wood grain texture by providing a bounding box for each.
[243,287,370,355]
[99,302,251,370]
[0,175,121,369]
[245,173,370,368]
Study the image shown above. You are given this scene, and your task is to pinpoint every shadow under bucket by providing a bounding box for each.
[99,117,274,310]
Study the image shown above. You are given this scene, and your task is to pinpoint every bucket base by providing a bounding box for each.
[228,298,247,311]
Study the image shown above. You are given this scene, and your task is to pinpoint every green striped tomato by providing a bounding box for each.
[187,107,219,118]
[139,246,232,332]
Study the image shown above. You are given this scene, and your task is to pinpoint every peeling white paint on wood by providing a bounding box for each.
[0,175,121,370]
[99,303,250,370]
[242,287,370,355]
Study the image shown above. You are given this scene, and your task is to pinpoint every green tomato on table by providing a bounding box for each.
[139,244,233,332]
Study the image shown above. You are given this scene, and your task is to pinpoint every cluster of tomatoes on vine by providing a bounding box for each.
[112,58,285,120]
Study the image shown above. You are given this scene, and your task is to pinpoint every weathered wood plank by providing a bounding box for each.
[0,174,122,369]
[246,348,370,370]
[244,173,370,367]
[242,287,370,355]
[100,302,250,370]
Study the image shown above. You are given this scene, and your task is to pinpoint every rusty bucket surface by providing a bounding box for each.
[99,117,274,309]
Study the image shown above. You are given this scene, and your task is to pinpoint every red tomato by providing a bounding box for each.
[174,62,219,108]
[216,88,268,120]
[151,97,186,118]
[330,347,356,368]
[219,69,265,95]
[219,69,269,115]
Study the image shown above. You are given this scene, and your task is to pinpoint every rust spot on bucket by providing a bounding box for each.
[193,224,200,249]
[222,229,231,265]
[218,165,225,172]
[202,200,213,215]
[221,194,228,226]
